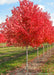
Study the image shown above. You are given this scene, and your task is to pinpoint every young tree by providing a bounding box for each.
[0,33,6,43]
[1,0,44,74]
[0,33,6,47]
[0,0,53,74]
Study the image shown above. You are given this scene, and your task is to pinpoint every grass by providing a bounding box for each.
[0,43,53,74]
[0,46,34,60]
[40,54,54,73]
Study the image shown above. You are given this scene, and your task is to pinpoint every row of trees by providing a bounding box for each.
[0,0,54,75]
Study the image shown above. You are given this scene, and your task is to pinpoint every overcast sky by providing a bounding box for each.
[0,0,54,26]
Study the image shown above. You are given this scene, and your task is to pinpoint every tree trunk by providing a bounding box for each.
[47,44,48,55]
[37,47,39,62]
[3,43,4,48]
[43,45,44,57]
[26,46,29,75]
[50,45,51,56]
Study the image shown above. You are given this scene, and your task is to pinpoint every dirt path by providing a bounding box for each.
[3,47,54,75]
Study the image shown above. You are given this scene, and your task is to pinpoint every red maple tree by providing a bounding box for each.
[0,0,54,74]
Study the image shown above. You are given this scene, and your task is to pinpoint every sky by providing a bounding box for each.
[0,0,54,26]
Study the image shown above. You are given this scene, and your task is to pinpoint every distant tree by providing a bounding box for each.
[0,33,6,43]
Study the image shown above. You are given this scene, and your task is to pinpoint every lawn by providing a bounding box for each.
[41,53,54,73]
[0,43,53,74]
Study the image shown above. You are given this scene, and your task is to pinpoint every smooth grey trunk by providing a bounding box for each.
[26,46,29,75]
[43,45,44,57]
[47,44,48,55]
[50,45,51,56]
[3,43,4,48]
[37,47,39,62]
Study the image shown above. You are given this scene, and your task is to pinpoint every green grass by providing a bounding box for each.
[0,43,53,74]
[0,46,34,60]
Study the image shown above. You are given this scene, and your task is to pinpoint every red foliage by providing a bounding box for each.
[0,33,6,43]
[0,0,54,47]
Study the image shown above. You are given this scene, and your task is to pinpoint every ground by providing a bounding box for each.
[0,44,54,75]
[8,47,54,75]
